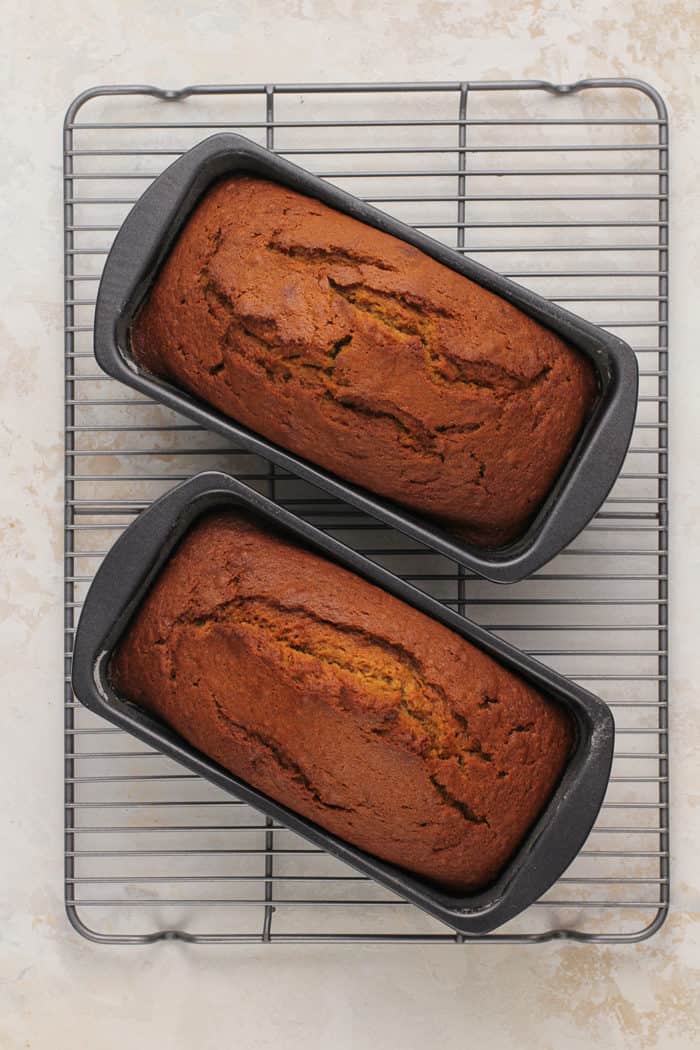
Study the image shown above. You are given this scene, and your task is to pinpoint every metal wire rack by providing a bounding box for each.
[63,78,669,945]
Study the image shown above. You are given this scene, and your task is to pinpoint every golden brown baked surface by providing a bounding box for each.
[131,176,597,548]
[111,511,574,892]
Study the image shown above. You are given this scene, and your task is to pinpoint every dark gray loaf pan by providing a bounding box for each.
[71,471,614,935]
[93,132,638,584]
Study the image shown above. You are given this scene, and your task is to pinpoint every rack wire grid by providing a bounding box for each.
[63,78,669,945]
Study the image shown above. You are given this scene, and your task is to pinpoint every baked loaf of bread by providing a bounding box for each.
[131,177,597,547]
[111,511,574,892]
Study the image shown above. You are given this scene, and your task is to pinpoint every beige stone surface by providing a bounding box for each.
[1,1,698,1047]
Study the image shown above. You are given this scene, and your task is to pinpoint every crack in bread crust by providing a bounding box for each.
[157,592,504,826]
[161,596,479,748]
[266,239,399,272]
[429,775,490,827]
[211,699,355,813]
[327,277,552,397]
[200,276,448,460]
[174,596,497,831]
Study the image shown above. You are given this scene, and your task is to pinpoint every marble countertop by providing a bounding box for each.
[1,1,698,1047]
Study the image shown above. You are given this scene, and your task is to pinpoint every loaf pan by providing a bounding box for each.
[93,133,638,584]
[72,471,614,935]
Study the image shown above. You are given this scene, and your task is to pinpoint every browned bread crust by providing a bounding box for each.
[131,177,597,547]
[111,511,573,892]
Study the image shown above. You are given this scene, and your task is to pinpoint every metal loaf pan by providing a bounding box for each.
[93,133,639,585]
[72,471,614,935]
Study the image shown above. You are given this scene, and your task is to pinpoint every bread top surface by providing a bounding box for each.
[111,510,574,891]
[132,176,597,547]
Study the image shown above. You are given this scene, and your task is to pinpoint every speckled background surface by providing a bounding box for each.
[1,1,699,1047]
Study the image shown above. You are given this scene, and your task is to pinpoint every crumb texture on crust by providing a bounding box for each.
[131,176,597,547]
[111,511,574,893]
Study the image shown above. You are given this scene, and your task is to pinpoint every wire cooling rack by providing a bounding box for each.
[63,78,669,944]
